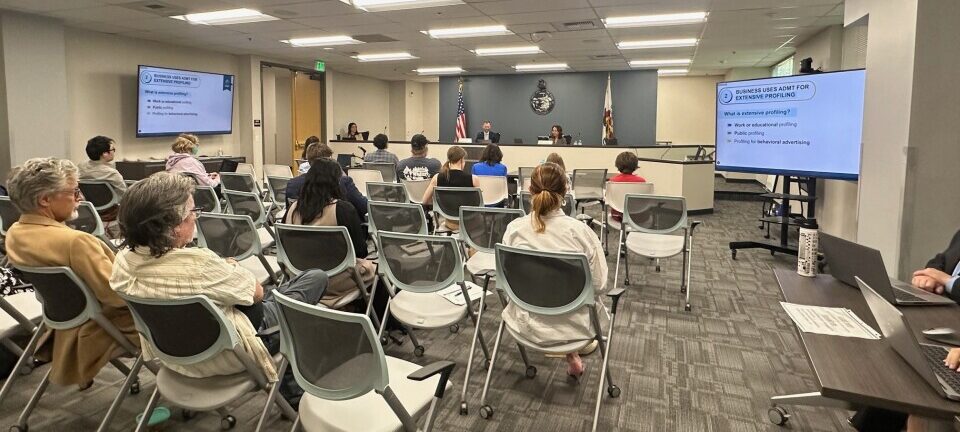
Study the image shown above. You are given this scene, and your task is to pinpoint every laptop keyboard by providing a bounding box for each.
[921,344,960,392]
[892,288,927,303]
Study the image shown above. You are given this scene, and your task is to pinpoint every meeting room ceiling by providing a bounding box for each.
[0,0,843,81]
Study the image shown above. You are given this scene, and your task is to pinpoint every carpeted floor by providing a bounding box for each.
[0,197,858,431]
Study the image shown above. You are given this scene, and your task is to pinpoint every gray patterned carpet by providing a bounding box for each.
[0,196,857,431]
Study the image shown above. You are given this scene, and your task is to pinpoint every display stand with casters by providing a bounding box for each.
[729,175,816,259]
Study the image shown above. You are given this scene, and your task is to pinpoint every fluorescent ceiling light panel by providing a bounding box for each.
[473,45,541,56]
[426,25,511,39]
[355,52,418,62]
[283,36,363,47]
[514,63,569,72]
[603,12,707,28]
[347,0,464,12]
[171,8,277,25]
[415,67,465,75]
[657,68,689,75]
[617,38,698,50]
[629,59,691,68]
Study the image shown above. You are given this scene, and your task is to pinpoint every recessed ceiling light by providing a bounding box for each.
[171,8,278,25]
[629,59,692,68]
[603,12,707,28]
[617,38,699,50]
[282,36,363,47]
[514,63,569,72]
[425,25,512,39]
[355,52,418,62]
[657,68,689,75]
[344,0,464,12]
[473,45,541,56]
[415,66,465,75]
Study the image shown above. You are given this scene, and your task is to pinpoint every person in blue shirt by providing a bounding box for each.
[471,144,507,177]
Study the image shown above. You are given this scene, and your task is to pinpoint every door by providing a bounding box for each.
[292,71,322,169]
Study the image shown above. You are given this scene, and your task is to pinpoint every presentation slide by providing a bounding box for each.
[137,65,234,137]
[715,70,865,179]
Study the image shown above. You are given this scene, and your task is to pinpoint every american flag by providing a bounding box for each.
[455,78,467,140]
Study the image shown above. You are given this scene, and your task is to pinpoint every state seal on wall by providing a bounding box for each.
[530,79,555,115]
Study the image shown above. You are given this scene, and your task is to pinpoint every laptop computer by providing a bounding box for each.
[856,276,960,400]
[218,159,239,173]
[336,154,353,170]
[513,138,523,144]
[820,233,953,305]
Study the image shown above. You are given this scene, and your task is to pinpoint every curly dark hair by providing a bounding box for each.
[118,172,194,258]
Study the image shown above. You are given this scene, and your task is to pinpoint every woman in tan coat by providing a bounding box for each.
[5,158,139,387]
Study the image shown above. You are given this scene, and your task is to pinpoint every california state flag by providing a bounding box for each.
[602,73,614,143]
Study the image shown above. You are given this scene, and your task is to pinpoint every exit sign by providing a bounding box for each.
[314,60,325,72]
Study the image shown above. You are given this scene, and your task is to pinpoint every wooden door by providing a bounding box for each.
[291,71,322,169]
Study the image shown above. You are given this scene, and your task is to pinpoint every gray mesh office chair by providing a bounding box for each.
[264,176,290,214]
[602,182,655,254]
[67,201,120,252]
[401,179,431,205]
[119,294,296,432]
[367,202,427,236]
[475,175,508,207]
[9,266,155,432]
[77,179,121,213]
[195,213,280,285]
[432,187,482,235]
[571,169,607,222]
[0,292,43,407]
[223,189,276,248]
[518,191,575,216]
[617,194,701,311]
[348,169,384,198]
[273,292,455,432]
[194,185,222,213]
[363,162,398,183]
[367,182,409,203]
[219,172,260,194]
[0,196,22,236]
[517,167,536,192]
[477,245,625,431]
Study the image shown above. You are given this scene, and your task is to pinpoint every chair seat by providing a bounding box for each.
[0,292,41,335]
[505,324,592,355]
[299,356,452,432]
[330,289,362,310]
[241,255,280,284]
[155,367,257,412]
[465,251,495,276]
[606,216,622,232]
[257,227,275,249]
[625,232,684,258]
[391,289,467,329]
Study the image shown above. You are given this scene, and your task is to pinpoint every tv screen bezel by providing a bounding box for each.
[136,64,236,138]
[714,68,865,181]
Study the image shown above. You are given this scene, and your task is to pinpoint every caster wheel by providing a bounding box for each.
[414,345,425,357]
[624,279,630,286]
[767,406,790,426]
[655,265,661,272]
[449,324,460,333]
[221,414,237,430]
[10,425,27,432]
[685,303,692,312]
[525,365,537,379]
[379,336,388,346]
[479,405,494,420]
[459,402,468,416]
[607,385,621,398]
[130,380,141,395]
[731,250,738,260]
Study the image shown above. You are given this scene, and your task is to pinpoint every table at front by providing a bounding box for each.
[771,268,960,425]
[116,156,246,180]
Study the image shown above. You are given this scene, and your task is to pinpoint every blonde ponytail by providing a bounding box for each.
[528,162,568,233]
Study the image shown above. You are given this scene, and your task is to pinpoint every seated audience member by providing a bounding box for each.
[421,146,480,231]
[545,152,566,171]
[363,133,399,165]
[111,172,326,404]
[472,144,507,177]
[165,133,220,187]
[500,162,607,378]
[298,136,321,174]
[285,143,367,219]
[283,159,374,308]
[609,151,647,222]
[5,158,139,388]
[78,135,127,196]
[397,134,441,181]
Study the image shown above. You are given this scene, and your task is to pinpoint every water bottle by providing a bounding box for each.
[575,132,583,146]
[797,220,819,277]
[217,147,223,157]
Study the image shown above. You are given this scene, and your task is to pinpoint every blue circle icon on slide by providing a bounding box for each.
[719,88,734,104]
[139,71,153,84]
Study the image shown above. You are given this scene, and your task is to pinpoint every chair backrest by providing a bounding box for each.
[348,169,383,197]
[362,163,397,183]
[519,191,575,216]
[366,182,408,203]
[67,201,106,237]
[571,169,608,201]
[376,231,464,294]
[0,196,21,236]
[459,206,523,253]
[605,182,655,213]
[14,266,101,330]
[367,202,427,235]
[118,294,242,366]
[274,292,390,401]
[77,180,120,211]
[265,176,290,207]
[622,194,688,234]
[275,224,355,277]
[401,179,431,204]
[263,164,293,179]
[194,186,222,213]
[432,187,482,222]
[195,213,261,261]
[495,244,594,316]
[475,175,508,206]
[517,167,536,192]
[224,190,267,226]
[220,172,259,194]
[236,163,257,177]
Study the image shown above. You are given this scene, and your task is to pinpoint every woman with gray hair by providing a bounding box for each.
[5,157,139,388]
[111,171,325,403]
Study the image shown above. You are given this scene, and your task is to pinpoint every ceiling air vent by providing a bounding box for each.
[118,1,186,16]
[353,34,399,43]
[551,20,598,32]
[590,54,622,60]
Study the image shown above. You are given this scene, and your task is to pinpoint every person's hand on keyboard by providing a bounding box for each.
[944,348,960,371]
[913,268,949,294]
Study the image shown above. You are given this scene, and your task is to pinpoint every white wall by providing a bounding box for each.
[655,75,723,145]
[327,69,390,140]
[793,25,843,73]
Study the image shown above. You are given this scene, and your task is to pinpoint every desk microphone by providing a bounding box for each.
[358,146,367,155]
